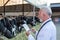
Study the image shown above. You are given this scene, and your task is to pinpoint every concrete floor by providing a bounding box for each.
[54,22,60,40]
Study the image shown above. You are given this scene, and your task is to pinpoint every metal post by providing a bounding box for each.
[3,0,5,16]
[33,6,35,25]
[22,0,24,16]
[3,1,5,16]
[3,0,10,17]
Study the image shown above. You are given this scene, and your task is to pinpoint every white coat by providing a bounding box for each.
[27,18,56,40]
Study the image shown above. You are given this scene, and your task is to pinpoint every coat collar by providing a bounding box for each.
[41,18,52,26]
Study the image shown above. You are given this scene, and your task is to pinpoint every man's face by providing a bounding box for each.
[38,10,43,20]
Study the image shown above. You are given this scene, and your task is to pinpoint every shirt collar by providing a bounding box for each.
[41,18,52,26]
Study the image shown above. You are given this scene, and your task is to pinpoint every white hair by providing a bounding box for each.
[40,6,52,17]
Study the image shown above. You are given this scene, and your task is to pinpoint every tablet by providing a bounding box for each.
[22,24,30,31]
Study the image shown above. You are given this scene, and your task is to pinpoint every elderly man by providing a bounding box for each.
[26,6,56,40]
[25,0,56,40]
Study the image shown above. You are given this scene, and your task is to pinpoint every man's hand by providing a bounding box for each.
[26,28,36,36]
[26,31,30,36]
[31,28,36,34]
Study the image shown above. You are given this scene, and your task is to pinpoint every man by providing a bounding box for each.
[26,6,56,40]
